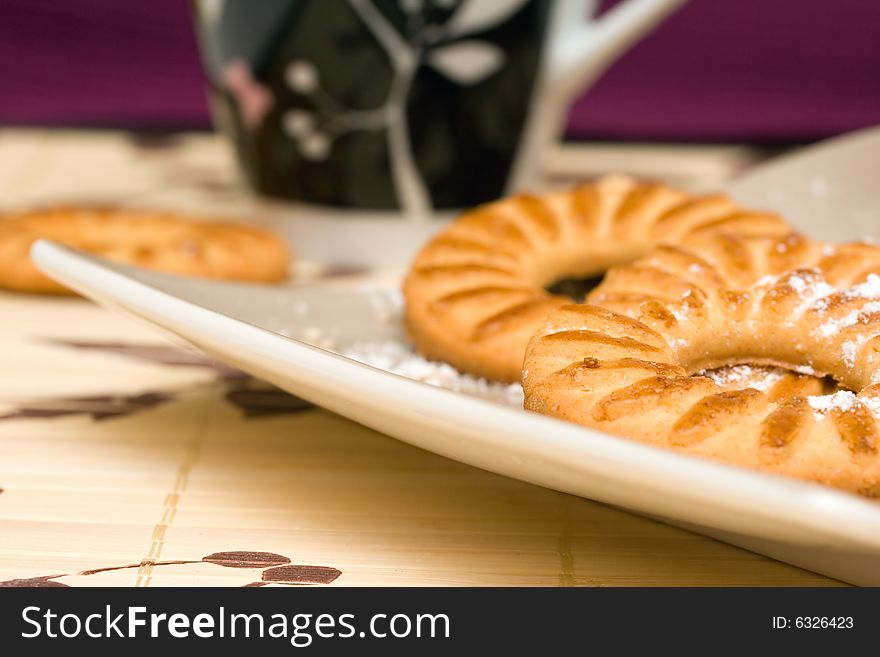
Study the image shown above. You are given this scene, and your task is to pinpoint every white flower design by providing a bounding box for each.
[278,0,530,217]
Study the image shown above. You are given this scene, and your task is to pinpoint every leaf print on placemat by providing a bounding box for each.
[255,564,342,586]
[0,575,69,588]
[0,550,341,587]
[202,551,291,568]
[25,340,314,422]
[0,392,173,422]
[224,380,314,418]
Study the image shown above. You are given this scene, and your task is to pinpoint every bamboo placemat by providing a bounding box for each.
[0,129,837,586]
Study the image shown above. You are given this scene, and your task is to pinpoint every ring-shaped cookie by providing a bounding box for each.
[404,175,790,382]
[0,206,290,294]
[523,232,880,497]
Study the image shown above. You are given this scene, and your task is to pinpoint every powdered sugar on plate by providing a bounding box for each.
[301,326,338,350]
[278,287,524,407]
[339,340,524,407]
[357,283,405,325]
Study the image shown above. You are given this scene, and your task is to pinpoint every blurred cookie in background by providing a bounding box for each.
[0,206,290,295]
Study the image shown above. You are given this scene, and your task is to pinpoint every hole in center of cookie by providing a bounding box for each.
[697,364,846,397]
[545,275,606,302]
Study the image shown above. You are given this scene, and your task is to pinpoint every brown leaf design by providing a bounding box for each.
[0,575,69,587]
[202,551,291,568]
[10,343,311,423]
[224,381,313,418]
[0,392,173,422]
[0,550,341,587]
[261,565,341,585]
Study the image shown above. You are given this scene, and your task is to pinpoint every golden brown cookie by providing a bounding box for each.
[523,232,880,497]
[403,175,791,382]
[0,206,290,294]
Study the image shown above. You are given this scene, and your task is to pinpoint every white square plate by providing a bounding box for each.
[30,240,880,586]
[30,126,880,585]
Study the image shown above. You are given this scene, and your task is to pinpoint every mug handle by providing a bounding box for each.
[548,0,689,103]
[506,0,688,193]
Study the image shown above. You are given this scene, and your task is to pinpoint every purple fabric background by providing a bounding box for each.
[576,0,880,141]
[1,0,878,142]
[0,1,206,128]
